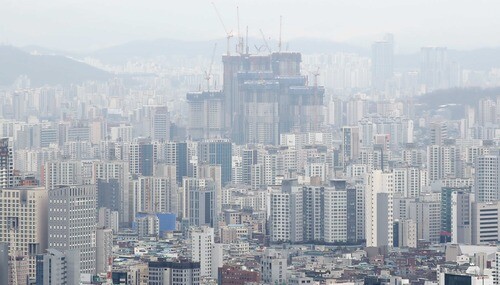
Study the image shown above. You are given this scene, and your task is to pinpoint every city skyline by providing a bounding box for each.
[2,1,500,285]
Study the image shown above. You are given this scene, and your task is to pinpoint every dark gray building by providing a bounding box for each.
[197,140,232,185]
[0,243,8,285]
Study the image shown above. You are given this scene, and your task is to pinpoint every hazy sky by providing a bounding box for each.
[0,0,498,53]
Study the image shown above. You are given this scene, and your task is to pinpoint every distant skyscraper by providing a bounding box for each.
[420,47,452,91]
[48,185,97,274]
[371,34,394,92]
[222,52,324,144]
[150,106,171,142]
[187,91,224,140]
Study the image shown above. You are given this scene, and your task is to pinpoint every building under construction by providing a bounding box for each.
[187,50,325,145]
[186,91,225,140]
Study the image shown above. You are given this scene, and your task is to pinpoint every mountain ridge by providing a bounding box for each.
[0,45,111,87]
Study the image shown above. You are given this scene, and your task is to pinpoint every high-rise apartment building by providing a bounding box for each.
[475,155,500,202]
[427,144,460,184]
[189,180,217,228]
[48,185,97,274]
[409,197,441,244]
[190,227,222,278]
[128,140,157,176]
[342,126,360,167]
[155,141,188,184]
[269,180,357,244]
[150,105,170,142]
[44,160,82,190]
[93,160,131,224]
[365,170,394,247]
[132,176,178,218]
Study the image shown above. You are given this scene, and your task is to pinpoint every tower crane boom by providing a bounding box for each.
[204,43,218,91]
[212,2,233,55]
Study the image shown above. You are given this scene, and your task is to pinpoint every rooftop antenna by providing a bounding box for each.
[278,15,283,53]
[212,2,233,56]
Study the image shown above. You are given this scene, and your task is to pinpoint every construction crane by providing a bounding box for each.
[236,6,244,54]
[9,224,18,285]
[278,15,283,53]
[204,43,218,91]
[312,67,320,88]
[254,44,265,54]
[212,2,233,56]
[259,29,272,54]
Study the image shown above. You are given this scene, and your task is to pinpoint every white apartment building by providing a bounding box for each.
[190,226,222,279]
